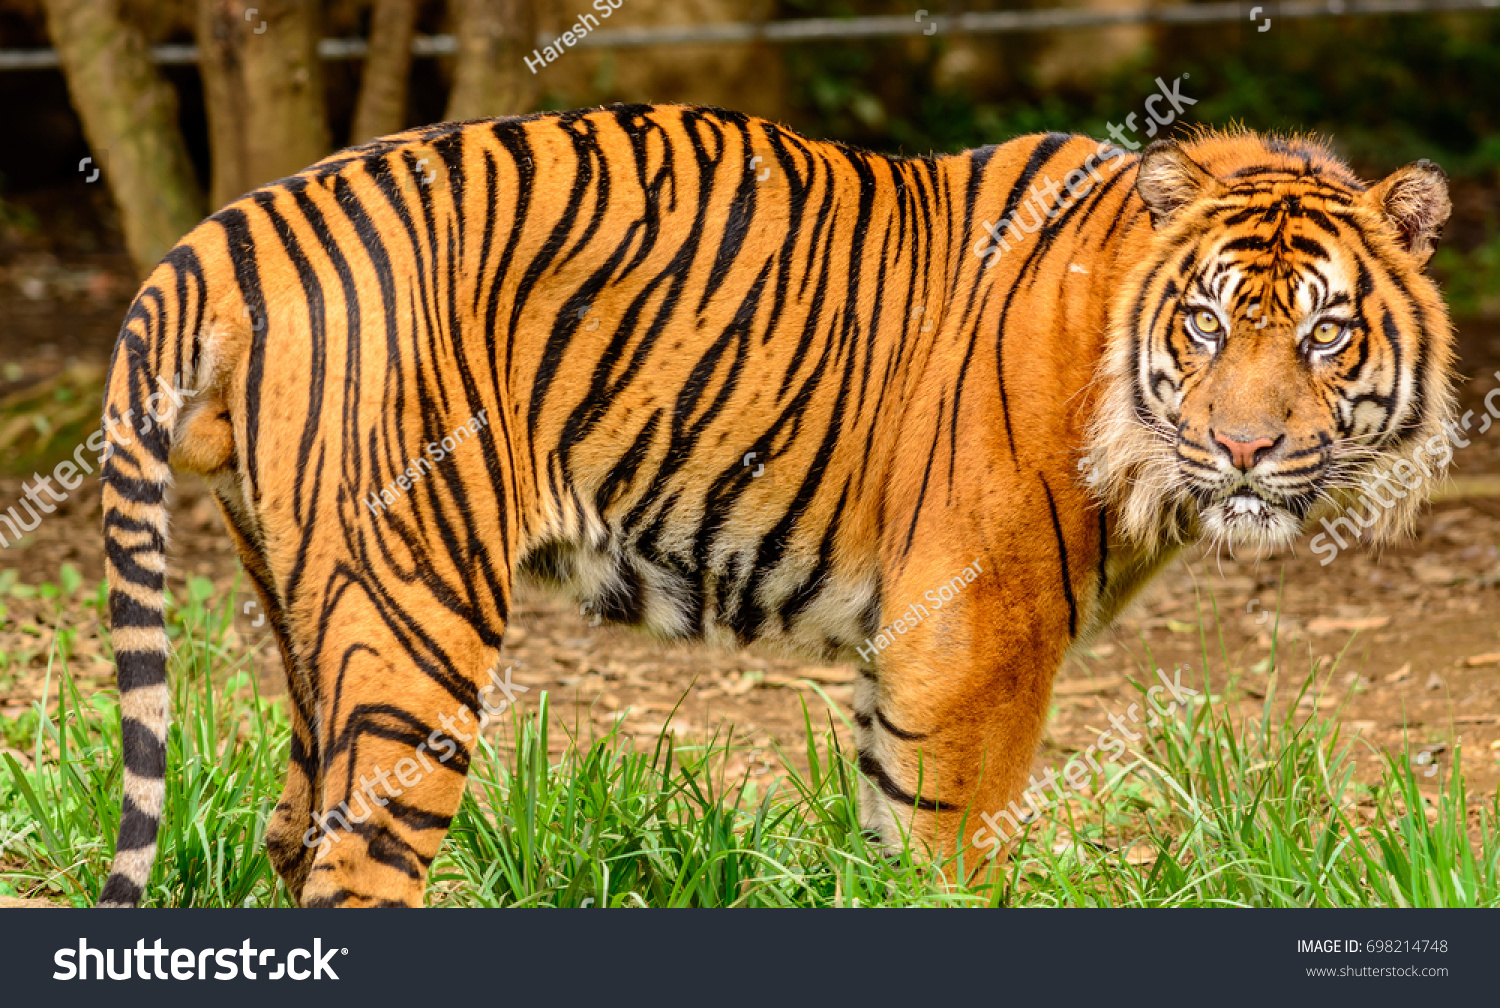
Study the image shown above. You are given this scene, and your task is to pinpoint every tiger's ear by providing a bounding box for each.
[1135,140,1226,229]
[1365,159,1450,266]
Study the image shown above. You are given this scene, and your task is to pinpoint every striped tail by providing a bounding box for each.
[96,246,210,907]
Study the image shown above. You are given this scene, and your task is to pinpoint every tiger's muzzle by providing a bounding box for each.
[1174,335,1329,545]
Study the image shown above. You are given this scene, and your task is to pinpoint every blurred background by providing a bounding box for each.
[2,0,1500,795]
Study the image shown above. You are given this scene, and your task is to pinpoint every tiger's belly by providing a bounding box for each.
[515,527,881,663]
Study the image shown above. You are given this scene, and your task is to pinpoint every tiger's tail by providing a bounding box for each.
[96,244,221,907]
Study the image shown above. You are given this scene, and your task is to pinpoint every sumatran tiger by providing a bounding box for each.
[95,104,1455,907]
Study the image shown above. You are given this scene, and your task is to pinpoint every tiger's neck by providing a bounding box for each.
[904,134,1176,642]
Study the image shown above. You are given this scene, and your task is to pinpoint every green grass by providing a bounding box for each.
[1,571,1497,908]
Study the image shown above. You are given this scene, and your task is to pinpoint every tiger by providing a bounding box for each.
[94,104,1454,907]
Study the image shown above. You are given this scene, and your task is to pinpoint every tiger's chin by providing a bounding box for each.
[1197,488,1304,550]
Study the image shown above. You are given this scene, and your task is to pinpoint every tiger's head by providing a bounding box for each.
[1088,131,1456,554]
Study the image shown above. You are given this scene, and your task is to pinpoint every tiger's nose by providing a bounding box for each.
[1213,431,1278,471]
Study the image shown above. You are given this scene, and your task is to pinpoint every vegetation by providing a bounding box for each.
[1,568,1495,908]
[783,3,1500,177]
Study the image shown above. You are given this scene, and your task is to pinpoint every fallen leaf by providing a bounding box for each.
[1464,652,1500,668]
[0,747,33,770]
[1384,662,1412,683]
[1306,615,1390,635]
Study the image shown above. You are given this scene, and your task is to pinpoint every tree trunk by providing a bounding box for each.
[196,0,331,209]
[445,0,537,122]
[349,0,417,144]
[41,0,205,277]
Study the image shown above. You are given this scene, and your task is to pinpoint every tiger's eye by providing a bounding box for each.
[1311,321,1344,345]
[1194,310,1221,335]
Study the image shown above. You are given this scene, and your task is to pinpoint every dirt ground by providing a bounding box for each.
[3,257,1500,803]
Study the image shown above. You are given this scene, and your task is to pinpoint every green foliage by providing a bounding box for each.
[777,6,1500,180]
[0,170,38,240]
[1433,230,1500,317]
[0,363,107,480]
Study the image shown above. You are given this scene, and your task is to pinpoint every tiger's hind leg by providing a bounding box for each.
[292,575,508,908]
[203,473,321,903]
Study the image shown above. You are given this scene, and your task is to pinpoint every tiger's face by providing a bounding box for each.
[1091,136,1455,552]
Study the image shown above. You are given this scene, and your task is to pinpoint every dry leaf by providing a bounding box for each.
[1306,615,1390,635]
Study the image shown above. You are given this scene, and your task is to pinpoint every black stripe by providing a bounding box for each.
[98,873,143,906]
[858,751,947,812]
[121,716,166,778]
[115,793,160,851]
[114,651,166,693]
[109,590,165,631]
[348,821,428,878]
[876,708,927,741]
[1040,475,1078,638]
[1096,506,1109,596]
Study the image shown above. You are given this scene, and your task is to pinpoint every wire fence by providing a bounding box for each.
[1,0,1496,70]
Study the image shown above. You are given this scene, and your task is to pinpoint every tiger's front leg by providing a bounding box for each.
[856,547,1076,882]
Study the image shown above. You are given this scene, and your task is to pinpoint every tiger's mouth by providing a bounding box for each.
[1197,484,1307,545]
